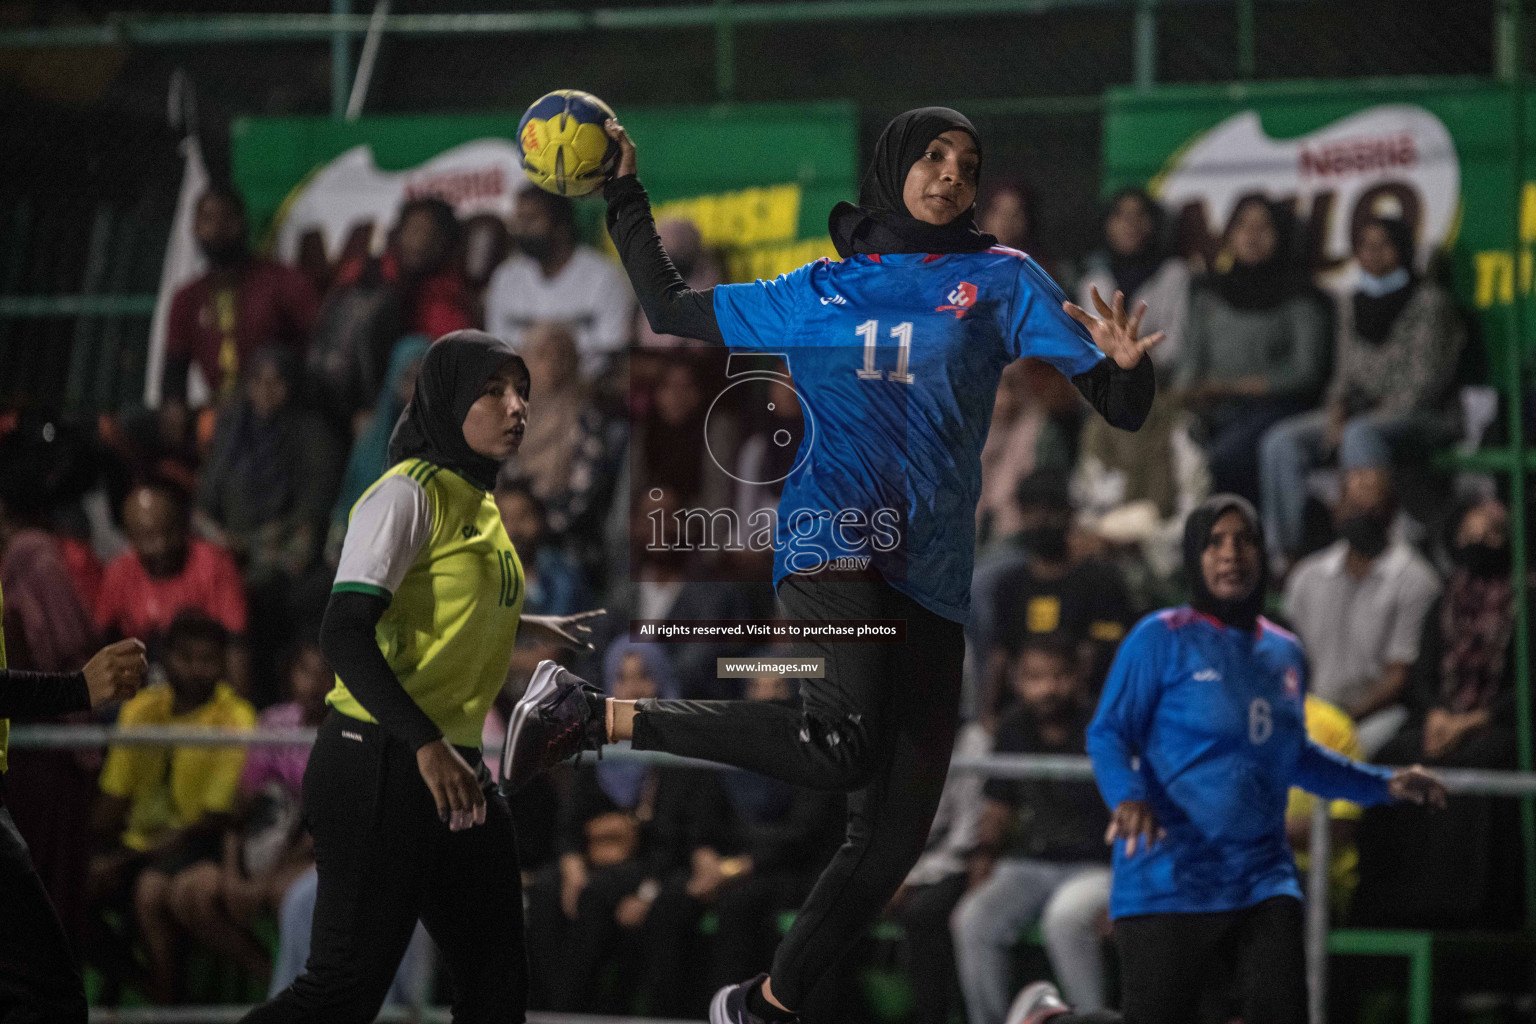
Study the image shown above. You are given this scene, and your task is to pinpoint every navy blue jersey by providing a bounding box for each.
[712,248,1105,622]
[1087,607,1394,918]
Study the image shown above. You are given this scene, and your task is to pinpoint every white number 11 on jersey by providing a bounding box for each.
[855,320,915,384]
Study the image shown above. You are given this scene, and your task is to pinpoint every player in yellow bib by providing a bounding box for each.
[0,579,146,1021]
[242,330,601,1024]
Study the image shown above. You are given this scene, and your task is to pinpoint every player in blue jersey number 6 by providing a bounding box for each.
[501,107,1162,1024]
[1006,495,1445,1024]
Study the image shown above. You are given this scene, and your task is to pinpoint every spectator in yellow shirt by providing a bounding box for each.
[1285,695,1365,921]
[87,610,255,1004]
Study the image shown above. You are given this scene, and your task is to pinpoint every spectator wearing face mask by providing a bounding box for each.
[1259,216,1467,565]
[161,187,320,437]
[975,470,1134,711]
[1351,494,1525,930]
[484,188,635,378]
[1282,467,1440,756]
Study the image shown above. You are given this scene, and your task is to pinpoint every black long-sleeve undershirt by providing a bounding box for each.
[604,173,1154,430]
[318,590,443,752]
[0,669,89,719]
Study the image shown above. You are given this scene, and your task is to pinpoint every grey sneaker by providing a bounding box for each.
[499,660,603,794]
[710,974,792,1024]
[1005,981,1071,1024]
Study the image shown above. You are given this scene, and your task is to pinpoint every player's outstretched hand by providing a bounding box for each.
[417,738,487,832]
[604,119,638,181]
[82,638,148,708]
[1064,286,1167,370]
[1387,764,1448,809]
[521,610,608,651]
[1106,799,1165,857]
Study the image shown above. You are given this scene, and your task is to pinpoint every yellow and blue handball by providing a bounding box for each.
[517,89,620,197]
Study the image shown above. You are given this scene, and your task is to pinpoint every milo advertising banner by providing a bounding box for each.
[228,102,856,289]
[1102,81,1525,385]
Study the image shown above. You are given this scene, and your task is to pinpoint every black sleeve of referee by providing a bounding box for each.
[319,590,443,752]
[1071,352,1156,432]
[0,669,90,719]
[604,174,725,346]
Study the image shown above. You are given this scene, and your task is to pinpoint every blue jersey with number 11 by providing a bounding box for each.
[712,248,1105,623]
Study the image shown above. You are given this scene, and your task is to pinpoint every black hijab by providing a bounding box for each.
[1209,196,1302,312]
[828,107,997,259]
[1183,493,1269,632]
[388,330,529,492]
[1351,216,1419,345]
[1105,186,1167,300]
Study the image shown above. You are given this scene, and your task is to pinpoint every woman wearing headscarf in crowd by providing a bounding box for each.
[238,330,601,1024]
[523,641,721,1013]
[1074,188,1206,579]
[501,106,1158,1024]
[1175,195,1330,506]
[1010,495,1445,1024]
[1350,494,1523,931]
[1259,215,1466,565]
[325,335,430,563]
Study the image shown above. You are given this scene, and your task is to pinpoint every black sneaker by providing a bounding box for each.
[710,974,793,1024]
[499,660,604,794]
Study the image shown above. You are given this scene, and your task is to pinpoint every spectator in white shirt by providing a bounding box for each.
[484,189,634,378]
[1282,467,1441,756]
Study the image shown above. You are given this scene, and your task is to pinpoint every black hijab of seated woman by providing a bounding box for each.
[1183,493,1270,632]
[1210,194,1307,312]
[388,329,530,492]
[828,106,996,258]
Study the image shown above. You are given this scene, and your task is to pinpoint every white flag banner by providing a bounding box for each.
[144,134,211,409]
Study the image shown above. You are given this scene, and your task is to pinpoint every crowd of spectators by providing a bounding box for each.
[0,169,1524,1018]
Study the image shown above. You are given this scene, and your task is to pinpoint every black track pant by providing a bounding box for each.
[0,790,86,1024]
[241,712,527,1024]
[1040,895,1307,1024]
[632,571,965,1010]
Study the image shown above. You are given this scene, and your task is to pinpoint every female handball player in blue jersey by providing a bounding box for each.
[501,107,1161,1024]
[1001,495,1445,1024]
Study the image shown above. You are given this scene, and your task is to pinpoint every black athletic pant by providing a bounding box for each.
[241,712,527,1024]
[1044,895,1306,1024]
[632,570,965,1010]
[0,786,87,1024]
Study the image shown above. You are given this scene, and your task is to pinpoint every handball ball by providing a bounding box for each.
[517,89,620,197]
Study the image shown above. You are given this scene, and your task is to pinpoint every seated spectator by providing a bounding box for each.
[979,178,1061,281]
[325,334,429,562]
[1260,216,1467,563]
[888,717,995,1024]
[484,188,634,377]
[161,186,320,430]
[1283,467,1440,756]
[634,218,725,347]
[86,612,255,1004]
[524,642,721,1013]
[952,635,1112,1022]
[309,196,474,431]
[1176,195,1329,504]
[602,485,770,698]
[96,480,247,688]
[1353,496,1523,929]
[150,640,326,991]
[977,361,1068,548]
[1378,495,1520,769]
[1077,187,1189,372]
[645,673,844,1016]
[1285,695,1367,922]
[199,347,342,703]
[496,477,592,686]
[975,470,1133,705]
[630,355,737,512]
[511,322,627,566]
